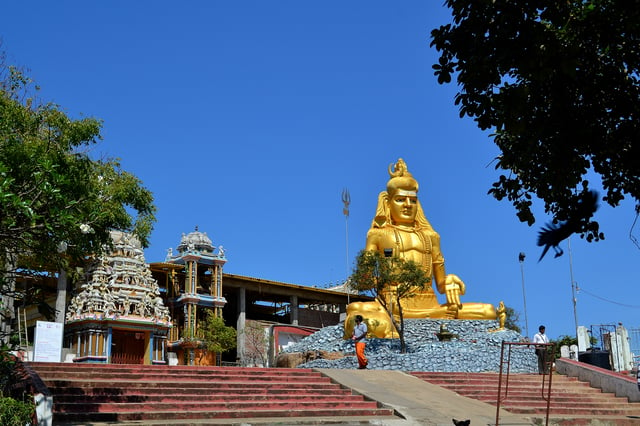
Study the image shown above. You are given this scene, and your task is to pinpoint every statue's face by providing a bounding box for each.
[389,190,418,225]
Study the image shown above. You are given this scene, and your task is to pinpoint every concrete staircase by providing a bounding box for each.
[411,371,640,425]
[29,362,396,424]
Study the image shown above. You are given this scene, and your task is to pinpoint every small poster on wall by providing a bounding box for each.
[33,321,64,362]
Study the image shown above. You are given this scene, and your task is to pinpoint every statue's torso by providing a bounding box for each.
[367,225,442,278]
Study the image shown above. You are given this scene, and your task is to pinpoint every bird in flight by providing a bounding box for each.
[537,190,599,261]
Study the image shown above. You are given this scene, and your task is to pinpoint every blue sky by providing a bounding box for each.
[2,1,638,342]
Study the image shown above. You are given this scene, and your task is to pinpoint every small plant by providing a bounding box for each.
[0,396,35,426]
[0,340,35,426]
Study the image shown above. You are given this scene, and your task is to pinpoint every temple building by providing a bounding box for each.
[149,227,227,365]
[64,231,171,365]
[12,227,369,367]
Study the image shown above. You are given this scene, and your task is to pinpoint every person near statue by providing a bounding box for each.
[351,315,368,369]
[533,325,550,374]
[345,158,497,339]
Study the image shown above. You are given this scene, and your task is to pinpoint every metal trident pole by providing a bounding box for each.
[342,188,351,304]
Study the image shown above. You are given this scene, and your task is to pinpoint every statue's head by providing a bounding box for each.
[385,159,419,225]
[372,159,433,230]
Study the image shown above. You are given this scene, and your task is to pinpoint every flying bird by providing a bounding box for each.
[537,190,599,261]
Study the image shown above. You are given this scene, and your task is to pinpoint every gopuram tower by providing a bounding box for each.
[65,230,171,364]
[152,227,227,365]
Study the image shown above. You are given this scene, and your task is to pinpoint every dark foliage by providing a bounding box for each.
[431,1,640,241]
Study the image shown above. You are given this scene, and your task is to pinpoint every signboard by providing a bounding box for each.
[33,321,64,362]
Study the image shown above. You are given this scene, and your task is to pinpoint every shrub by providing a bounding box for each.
[0,396,35,426]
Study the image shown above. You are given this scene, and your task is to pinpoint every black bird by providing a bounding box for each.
[537,190,599,261]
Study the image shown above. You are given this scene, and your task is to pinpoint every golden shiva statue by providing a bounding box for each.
[345,158,497,338]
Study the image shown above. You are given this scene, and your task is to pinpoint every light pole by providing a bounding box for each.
[519,252,530,339]
[568,237,579,341]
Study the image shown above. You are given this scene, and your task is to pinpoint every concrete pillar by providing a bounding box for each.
[55,269,67,324]
[290,295,298,325]
[616,325,634,371]
[237,287,246,366]
[577,326,591,352]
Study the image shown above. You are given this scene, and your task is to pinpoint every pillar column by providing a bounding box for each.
[55,269,67,324]
[237,287,246,366]
[290,295,299,325]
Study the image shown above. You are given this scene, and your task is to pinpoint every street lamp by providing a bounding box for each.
[519,252,530,340]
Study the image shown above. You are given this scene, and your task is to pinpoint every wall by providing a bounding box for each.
[556,358,640,402]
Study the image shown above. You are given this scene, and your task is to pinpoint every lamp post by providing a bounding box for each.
[568,237,579,342]
[519,252,530,339]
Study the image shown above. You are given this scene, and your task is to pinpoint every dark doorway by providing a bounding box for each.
[111,330,145,364]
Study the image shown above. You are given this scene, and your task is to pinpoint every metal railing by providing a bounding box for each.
[496,341,555,426]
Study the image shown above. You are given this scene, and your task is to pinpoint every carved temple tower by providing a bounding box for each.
[64,230,172,364]
[152,227,227,365]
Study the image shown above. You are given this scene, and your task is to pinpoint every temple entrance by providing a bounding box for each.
[111,330,146,364]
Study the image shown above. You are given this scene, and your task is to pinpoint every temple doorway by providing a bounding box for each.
[111,330,146,364]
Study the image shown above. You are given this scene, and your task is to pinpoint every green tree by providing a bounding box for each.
[503,305,522,334]
[0,53,156,339]
[349,250,430,353]
[552,334,597,359]
[431,1,640,241]
[241,320,269,367]
[199,312,237,355]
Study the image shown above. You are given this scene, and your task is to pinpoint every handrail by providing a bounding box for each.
[496,341,555,426]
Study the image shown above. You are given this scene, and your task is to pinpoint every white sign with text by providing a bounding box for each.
[34,321,64,362]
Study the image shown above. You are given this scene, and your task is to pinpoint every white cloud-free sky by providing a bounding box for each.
[2,1,639,342]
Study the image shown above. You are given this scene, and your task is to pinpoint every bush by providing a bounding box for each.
[0,396,35,426]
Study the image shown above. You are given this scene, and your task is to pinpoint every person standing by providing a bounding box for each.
[533,325,550,374]
[352,315,368,369]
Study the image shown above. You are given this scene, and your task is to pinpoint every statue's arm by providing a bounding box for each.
[364,228,383,253]
[430,231,466,308]
[430,231,447,294]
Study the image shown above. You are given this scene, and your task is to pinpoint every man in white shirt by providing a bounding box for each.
[351,315,368,369]
[533,325,550,374]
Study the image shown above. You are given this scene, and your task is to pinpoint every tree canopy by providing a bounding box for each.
[199,312,237,355]
[0,52,156,342]
[350,250,430,352]
[431,0,640,242]
[0,56,156,272]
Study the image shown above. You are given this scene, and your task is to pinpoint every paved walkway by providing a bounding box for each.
[319,369,535,426]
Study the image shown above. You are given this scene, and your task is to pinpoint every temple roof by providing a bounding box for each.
[165,226,226,265]
[177,226,215,255]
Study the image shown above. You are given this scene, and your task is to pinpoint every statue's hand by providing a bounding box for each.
[444,274,465,309]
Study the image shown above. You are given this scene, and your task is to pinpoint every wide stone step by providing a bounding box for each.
[410,371,640,421]
[35,367,324,377]
[48,384,346,397]
[29,362,398,424]
[55,399,382,413]
[44,380,342,391]
[53,407,395,423]
[53,392,366,404]
[31,362,319,376]
[439,384,605,395]
[467,392,628,404]
[480,396,634,408]
[507,405,640,416]
[38,372,329,383]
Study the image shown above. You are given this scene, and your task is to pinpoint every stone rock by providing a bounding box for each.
[276,350,346,368]
[280,319,538,373]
